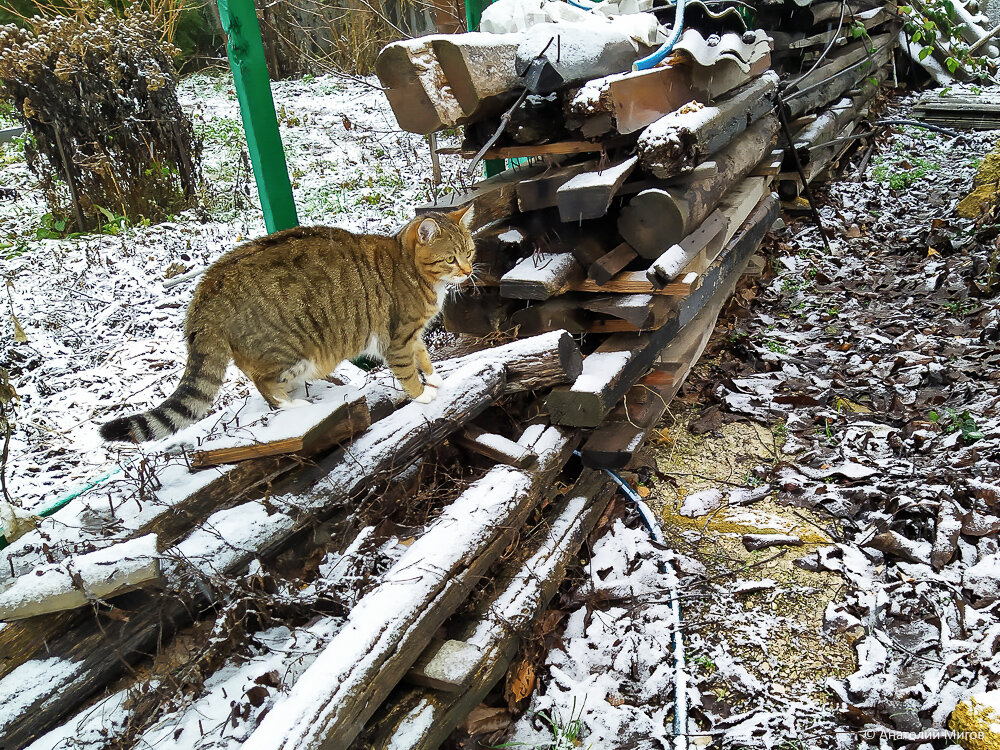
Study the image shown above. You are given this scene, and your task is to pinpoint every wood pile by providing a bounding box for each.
[0,7,910,750]
[376,0,900,470]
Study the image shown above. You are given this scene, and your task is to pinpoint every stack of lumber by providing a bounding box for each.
[757,0,901,198]
[375,9,786,470]
[914,84,1000,129]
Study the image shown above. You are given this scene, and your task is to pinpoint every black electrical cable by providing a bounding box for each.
[783,0,850,95]
[784,35,895,103]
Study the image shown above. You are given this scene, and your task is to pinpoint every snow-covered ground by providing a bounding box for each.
[1,70,463,515]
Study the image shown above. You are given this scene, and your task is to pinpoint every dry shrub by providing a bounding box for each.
[0,9,201,228]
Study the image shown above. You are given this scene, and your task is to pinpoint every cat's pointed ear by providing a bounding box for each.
[416,217,439,244]
[448,204,475,230]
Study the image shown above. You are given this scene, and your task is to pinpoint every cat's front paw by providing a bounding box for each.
[414,386,437,404]
[424,372,444,389]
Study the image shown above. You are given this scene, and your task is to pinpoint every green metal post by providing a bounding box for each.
[216,0,299,233]
[464,0,506,178]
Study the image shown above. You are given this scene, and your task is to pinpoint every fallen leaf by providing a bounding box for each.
[636,485,651,498]
[506,659,536,706]
[11,314,26,343]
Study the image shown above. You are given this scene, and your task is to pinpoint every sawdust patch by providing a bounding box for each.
[647,407,855,715]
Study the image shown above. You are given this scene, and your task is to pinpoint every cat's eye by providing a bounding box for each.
[448,255,456,263]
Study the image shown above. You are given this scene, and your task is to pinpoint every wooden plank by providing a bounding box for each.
[362,469,616,750]
[510,298,589,336]
[443,288,516,335]
[415,164,546,227]
[405,639,484,693]
[191,396,370,467]
[240,426,579,750]
[516,161,596,212]
[452,425,539,469]
[646,209,727,289]
[499,252,585,301]
[588,242,638,286]
[556,155,638,222]
[547,193,779,427]
[581,293,675,329]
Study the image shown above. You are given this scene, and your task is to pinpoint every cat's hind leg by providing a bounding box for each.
[251,376,309,410]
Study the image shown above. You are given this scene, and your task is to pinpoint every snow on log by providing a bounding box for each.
[0,534,161,621]
[452,424,539,469]
[548,193,778,427]
[499,252,585,301]
[363,469,616,748]
[0,361,518,746]
[374,37,465,135]
[618,114,779,259]
[241,425,579,750]
[637,72,778,180]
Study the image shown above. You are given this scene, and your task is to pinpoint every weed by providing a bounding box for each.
[692,654,717,674]
[763,339,788,354]
[492,699,591,750]
[930,408,984,442]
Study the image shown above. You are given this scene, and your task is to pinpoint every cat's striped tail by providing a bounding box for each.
[99,332,230,443]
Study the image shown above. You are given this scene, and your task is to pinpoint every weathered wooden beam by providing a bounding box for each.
[361,469,615,749]
[0,535,161,621]
[191,396,369,467]
[452,425,539,469]
[581,293,676,329]
[416,163,546,227]
[375,38,465,135]
[510,298,589,336]
[516,161,596,212]
[784,33,895,119]
[647,177,769,289]
[637,72,779,180]
[443,288,516,335]
[588,242,638,286]
[618,114,779,259]
[547,193,779,427]
[556,155,638,222]
[499,253,585,301]
[241,426,579,750]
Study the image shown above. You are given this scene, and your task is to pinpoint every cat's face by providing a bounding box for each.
[410,206,476,285]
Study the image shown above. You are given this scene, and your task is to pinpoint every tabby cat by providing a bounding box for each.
[100,206,476,443]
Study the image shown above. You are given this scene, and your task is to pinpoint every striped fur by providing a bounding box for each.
[99,206,476,443]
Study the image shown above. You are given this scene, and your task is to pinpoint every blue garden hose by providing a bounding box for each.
[633,0,687,71]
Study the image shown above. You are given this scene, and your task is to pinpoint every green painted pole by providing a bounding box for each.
[216,0,299,233]
[463,0,506,178]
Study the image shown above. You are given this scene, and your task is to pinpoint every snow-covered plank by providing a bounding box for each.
[0,534,160,621]
[186,394,369,467]
[499,253,585,301]
[556,155,638,222]
[241,425,579,750]
[365,469,616,749]
[452,425,539,469]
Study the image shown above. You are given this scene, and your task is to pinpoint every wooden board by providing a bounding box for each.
[191,397,370,467]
